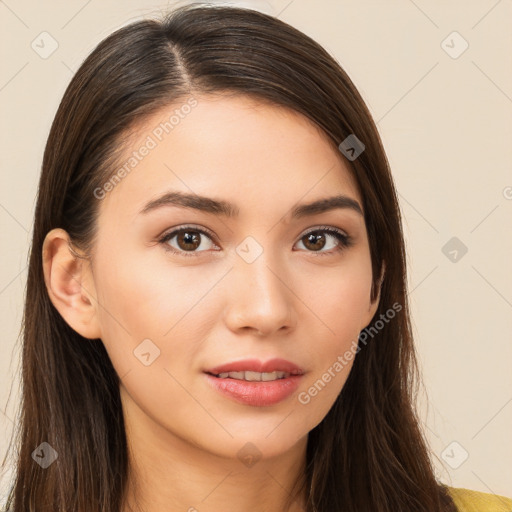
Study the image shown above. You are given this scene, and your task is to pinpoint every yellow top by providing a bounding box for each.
[447,487,512,511]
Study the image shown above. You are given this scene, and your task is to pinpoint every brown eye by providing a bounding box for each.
[158,225,352,259]
[176,230,202,251]
[295,227,353,256]
[159,226,217,257]
[302,232,328,251]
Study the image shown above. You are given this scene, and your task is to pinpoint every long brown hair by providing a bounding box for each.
[2,4,456,511]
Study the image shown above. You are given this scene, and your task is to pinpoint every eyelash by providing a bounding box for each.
[157,224,353,258]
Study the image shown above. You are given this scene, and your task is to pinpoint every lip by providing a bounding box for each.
[203,358,305,407]
[204,373,303,407]
[205,358,304,376]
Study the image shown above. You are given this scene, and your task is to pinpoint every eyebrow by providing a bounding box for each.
[139,191,363,219]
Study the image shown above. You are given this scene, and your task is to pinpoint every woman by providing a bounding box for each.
[2,4,511,511]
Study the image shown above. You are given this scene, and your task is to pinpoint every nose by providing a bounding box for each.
[223,251,297,337]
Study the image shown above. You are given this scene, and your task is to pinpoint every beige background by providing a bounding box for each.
[1,0,511,504]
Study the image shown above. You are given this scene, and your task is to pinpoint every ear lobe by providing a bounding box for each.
[362,261,386,329]
[370,261,386,310]
[42,228,101,339]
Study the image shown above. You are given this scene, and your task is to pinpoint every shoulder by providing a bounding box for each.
[446,486,512,512]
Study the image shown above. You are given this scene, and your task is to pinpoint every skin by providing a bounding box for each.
[43,94,381,512]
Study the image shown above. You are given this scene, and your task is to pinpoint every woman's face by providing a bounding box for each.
[85,94,379,462]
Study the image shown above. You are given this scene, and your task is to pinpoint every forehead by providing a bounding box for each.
[99,93,362,219]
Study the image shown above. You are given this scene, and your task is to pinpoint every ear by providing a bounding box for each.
[42,228,101,339]
[361,261,386,329]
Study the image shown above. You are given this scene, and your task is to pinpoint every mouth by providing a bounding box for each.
[206,370,298,381]
[204,357,304,378]
[203,358,305,407]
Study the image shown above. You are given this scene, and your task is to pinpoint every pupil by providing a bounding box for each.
[180,231,200,250]
[306,232,325,250]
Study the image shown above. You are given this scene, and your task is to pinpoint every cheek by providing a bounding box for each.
[92,244,218,375]
[298,253,373,336]
[293,257,372,411]
[91,252,211,428]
